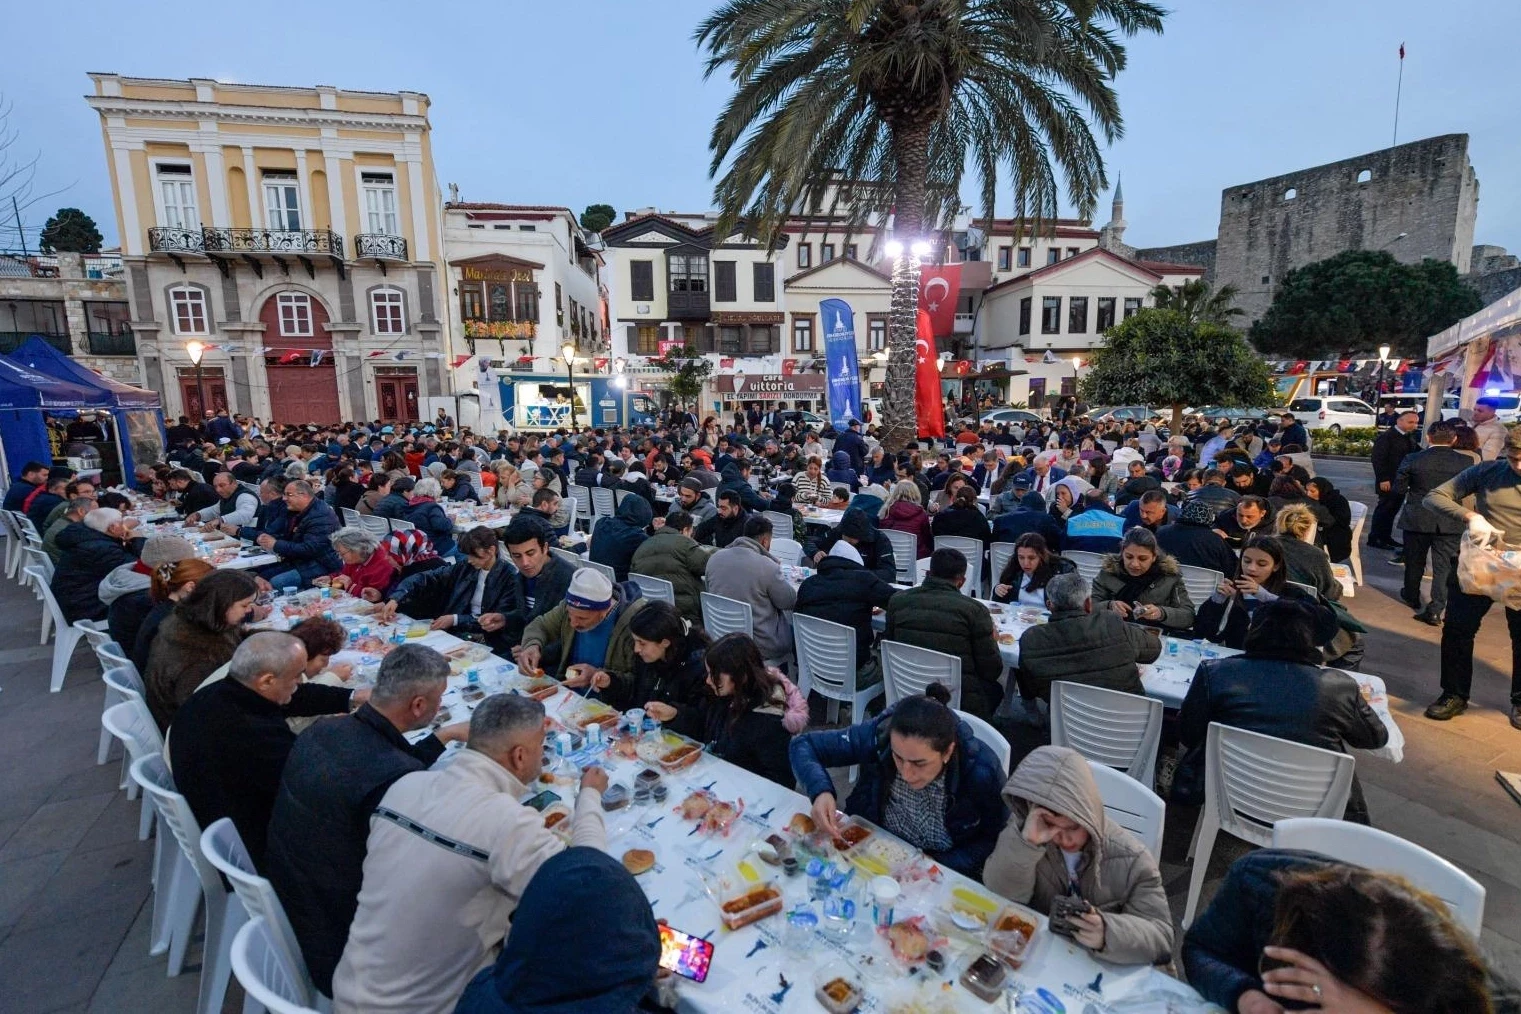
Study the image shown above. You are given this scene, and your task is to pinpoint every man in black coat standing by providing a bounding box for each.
[832,418,870,474]
[1369,410,1422,550]
[1394,420,1472,625]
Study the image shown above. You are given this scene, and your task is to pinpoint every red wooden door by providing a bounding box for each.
[180,376,227,418]
[266,363,341,425]
[376,375,420,422]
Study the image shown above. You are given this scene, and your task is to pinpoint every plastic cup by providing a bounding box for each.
[870,875,900,927]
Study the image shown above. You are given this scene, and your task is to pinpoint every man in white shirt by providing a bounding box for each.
[1471,397,1509,462]
[332,694,608,1014]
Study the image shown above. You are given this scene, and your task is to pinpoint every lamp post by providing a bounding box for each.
[185,339,207,418]
[1377,343,1391,406]
[561,341,578,430]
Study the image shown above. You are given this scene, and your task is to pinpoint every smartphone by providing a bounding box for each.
[520,790,561,812]
[658,924,715,983]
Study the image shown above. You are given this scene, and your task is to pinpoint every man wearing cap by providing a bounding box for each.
[833,417,870,474]
[665,476,716,530]
[1156,499,1238,576]
[517,567,649,699]
[188,471,259,529]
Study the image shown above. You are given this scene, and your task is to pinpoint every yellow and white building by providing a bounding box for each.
[85,74,451,424]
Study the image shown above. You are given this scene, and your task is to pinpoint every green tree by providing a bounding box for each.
[652,343,713,410]
[579,204,616,233]
[696,0,1165,448]
[1081,308,1273,433]
[39,207,103,254]
[1149,278,1242,325]
[1250,250,1481,359]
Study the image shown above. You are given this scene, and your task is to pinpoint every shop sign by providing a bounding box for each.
[713,374,825,400]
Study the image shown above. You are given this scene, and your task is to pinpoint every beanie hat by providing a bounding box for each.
[565,568,615,611]
[1179,498,1214,526]
[837,507,875,543]
[140,535,196,568]
[678,476,705,494]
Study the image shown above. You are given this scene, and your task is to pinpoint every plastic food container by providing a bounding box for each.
[813,963,866,1013]
[986,903,1040,968]
[541,804,572,842]
[719,882,784,930]
[959,951,1008,1002]
[657,739,704,773]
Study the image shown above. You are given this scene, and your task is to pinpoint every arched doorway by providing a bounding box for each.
[258,290,341,424]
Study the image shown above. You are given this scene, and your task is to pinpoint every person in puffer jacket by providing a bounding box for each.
[589,494,650,582]
[983,745,1174,966]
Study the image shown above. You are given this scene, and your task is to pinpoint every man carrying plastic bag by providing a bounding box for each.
[1424,427,1521,729]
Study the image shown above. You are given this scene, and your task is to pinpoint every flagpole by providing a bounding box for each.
[1392,42,1405,147]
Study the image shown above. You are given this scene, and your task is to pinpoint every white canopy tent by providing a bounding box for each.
[1423,285,1521,421]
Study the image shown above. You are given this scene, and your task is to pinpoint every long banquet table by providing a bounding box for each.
[261,589,1218,1013]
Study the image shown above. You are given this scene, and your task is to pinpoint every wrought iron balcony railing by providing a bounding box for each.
[355,234,408,261]
[148,227,206,254]
[0,332,71,355]
[202,228,344,256]
[87,331,137,356]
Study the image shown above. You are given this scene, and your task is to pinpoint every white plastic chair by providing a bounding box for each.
[202,819,319,1008]
[591,486,616,521]
[582,558,617,584]
[1088,760,1166,858]
[130,754,197,965]
[1062,550,1107,584]
[549,546,583,570]
[101,698,165,839]
[761,510,794,544]
[700,592,754,639]
[1271,817,1485,937]
[881,528,919,584]
[571,485,594,531]
[933,536,983,598]
[1183,723,1355,926]
[132,754,248,1014]
[954,708,1011,777]
[99,665,147,767]
[794,613,882,725]
[770,537,803,567]
[1049,681,1164,786]
[340,507,361,527]
[988,542,1018,591]
[1347,500,1368,586]
[387,517,415,533]
[25,565,104,692]
[231,918,323,1014]
[881,640,962,709]
[1178,565,1223,608]
[1,508,21,579]
[357,514,390,539]
[629,572,676,606]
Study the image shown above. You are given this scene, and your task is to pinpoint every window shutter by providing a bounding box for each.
[630,260,654,302]
[752,262,775,302]
[714,261,737,302]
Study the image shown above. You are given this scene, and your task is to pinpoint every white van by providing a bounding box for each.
[1287,396,1376,433]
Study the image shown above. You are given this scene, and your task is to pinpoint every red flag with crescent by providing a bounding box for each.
[917,263,961,338]
[914,309,945,439]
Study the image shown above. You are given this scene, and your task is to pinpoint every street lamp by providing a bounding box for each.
[560,341,578,430]
[185,339,207,418]
[1377,343,1391,403]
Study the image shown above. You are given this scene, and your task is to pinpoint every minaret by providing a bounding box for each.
[1100,175,1127,251]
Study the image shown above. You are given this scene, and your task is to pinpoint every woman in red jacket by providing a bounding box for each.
[327,527,398,602]
[878,480,934,558]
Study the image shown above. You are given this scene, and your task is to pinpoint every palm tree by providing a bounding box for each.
[696,0,1165,448]
[1148,278,1243,326]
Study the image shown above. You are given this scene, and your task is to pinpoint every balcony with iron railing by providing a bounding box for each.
[147,227,206,254]
[148,226,345,257]
[0,332,71,355]
[462,319,537,341]
[355,234,408,261]
[87,330,137,356]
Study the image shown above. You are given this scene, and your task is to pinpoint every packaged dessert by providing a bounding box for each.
[959,951,1008,1003]
[699,797,745,836]
[881,915,943,967]
[812,964,865,1014]
[986,903,1040,968]
[719,882,784,930]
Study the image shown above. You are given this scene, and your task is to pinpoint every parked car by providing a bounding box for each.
[980,408,1045,427]
[1188,405,1274,426]
[1286,396,1377,434]
[1091,405,1155,423]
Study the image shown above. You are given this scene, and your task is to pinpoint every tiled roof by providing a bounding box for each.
[1133,260,1206,275]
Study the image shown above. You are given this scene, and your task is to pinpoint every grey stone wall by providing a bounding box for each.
[1132,240,1219,281]
[1470,266,1521,307]
[0,254,140,383]
[1212,133,1478,323]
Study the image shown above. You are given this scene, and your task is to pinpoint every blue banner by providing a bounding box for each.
[820,298,862,430]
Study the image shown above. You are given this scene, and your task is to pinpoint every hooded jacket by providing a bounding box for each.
[51,523,145,624]
[880,499,934,558]
[794,554,897,659]
[373,490,411,520]
[704,536,797,659]
[802,507,898,583]
[628,528,708,623]
[826,450,860,492]
[1089,552,1196,631]
[453,848,660,1014]
[589,496,651,582]
[520,582,650,694]
[717,462,769,512]
[404,498,456,558]
[789,706,1010,879]
[983,746,1174,965]
[930,502,992,547]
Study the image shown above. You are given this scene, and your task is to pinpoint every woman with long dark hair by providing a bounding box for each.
[621,602,711,738]
[700,634,797,788]
[1190,535,1317,648]
[992,532,1075,606]
[143,568,260,730]
[1090,527,1196,631]
[789,682,1009,879]
[327,464,365,512]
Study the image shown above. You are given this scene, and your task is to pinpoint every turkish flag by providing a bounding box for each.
[918,263,962,337]
[277,351,303,365]
[781,358,795,376]
[914,310,946,439]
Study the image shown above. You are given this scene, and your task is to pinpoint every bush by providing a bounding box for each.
[1311,426,1376,457]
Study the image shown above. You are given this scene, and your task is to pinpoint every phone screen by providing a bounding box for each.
[658,924,714,983]
[520,790,561,812]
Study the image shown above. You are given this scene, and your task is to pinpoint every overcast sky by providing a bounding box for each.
[4,0,1517,255]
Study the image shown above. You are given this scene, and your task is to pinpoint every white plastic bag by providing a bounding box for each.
[1456,531,1521,608]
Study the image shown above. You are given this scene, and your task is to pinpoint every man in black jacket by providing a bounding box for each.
[3,461,47,513]
[1369,410,1421,550]
[378,526,517,649]
[265,645,468,996]
[496,516,577,646]
[803,506,898,584]
[795,540,897,666]
[1157,499,1240,577]
[167,467,219,518]
[1394,420,1471,625]
[990,489,1065,550]
[169,632,356,870]
[694,489,750,548]
[589,495,651,581]
[51,508,144,624]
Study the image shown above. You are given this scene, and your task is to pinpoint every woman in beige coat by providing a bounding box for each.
[491,462,533,509]
[983,746,1173,966]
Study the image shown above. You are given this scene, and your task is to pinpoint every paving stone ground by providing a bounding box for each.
[0,458,1516,1011]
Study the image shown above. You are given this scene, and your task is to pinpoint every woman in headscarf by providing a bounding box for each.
[1305,476,1353,563]
[1048,474,1093,522]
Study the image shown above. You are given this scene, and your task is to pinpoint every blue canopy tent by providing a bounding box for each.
[0,356,114,484]
[9,335,166,483]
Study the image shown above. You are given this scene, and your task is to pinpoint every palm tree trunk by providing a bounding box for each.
[880,119,933,452]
